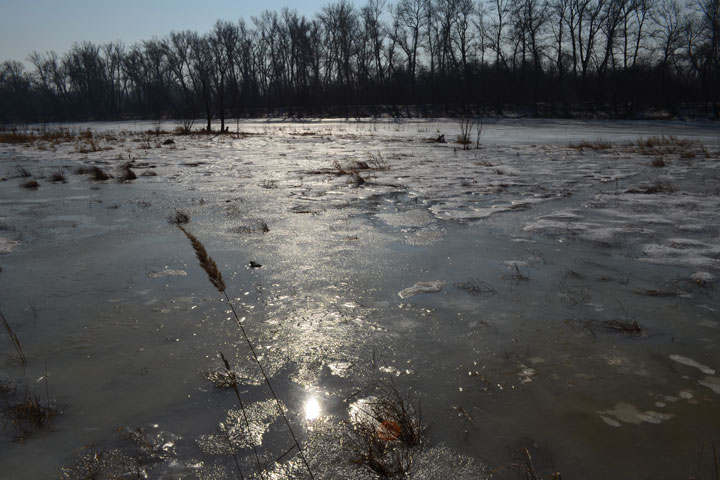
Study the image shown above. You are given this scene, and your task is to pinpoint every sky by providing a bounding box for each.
[0,0,329,65]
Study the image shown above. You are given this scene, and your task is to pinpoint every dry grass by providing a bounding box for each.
[2,387,58,442]
[348,380,423,478]
[504,264,530,282]
[626,135,703,157]
[570,303,645,337]
[0,129,76,145]
[15,166,31,178]
[49,171,67,183]
[235,220,269,234]
[651,157,666,167]
[178,226,226,292]
[625,180,674,194]
[454,279,497,295]
[75,165,111,181]
[117,162,137,182]
[168,210,190,225]
[366,152,389,171]
[600,317,644,335]
[19,180,40,190]
[569,139,613,151]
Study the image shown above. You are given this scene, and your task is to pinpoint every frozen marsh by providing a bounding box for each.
[0,118,719,479]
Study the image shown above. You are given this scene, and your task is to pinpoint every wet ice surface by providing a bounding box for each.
[1,118,719,479]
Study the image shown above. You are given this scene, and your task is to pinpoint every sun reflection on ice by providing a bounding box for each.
[304,396,321,421]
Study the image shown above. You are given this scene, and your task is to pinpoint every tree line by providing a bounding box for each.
[1,0,718,125]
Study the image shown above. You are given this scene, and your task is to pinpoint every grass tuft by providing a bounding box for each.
[348,380,423,478]
[2,388,58,442]
[569,139,613,151]
[651,157,665,167]
[19,180,40,190]
[49,171,67,183]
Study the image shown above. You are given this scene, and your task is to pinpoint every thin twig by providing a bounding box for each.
[220,351,263,480]
[224,291,316,480]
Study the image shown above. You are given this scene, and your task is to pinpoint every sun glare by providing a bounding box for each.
[304,396,321,421]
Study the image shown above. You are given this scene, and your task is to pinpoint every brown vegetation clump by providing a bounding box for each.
[2,388,59,442]
[626,135,702,157]
[49,171,67,182]
[0,129,76,145]
[75,165,111,181]
[625,180,674,194]
[118,162,137,182]
[348,381,423,478]
[19,180,40,190]
[651,157,666,167]
[168,210,190,225]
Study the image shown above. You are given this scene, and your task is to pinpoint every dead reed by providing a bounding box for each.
[177,226,225,292]
[504,264,530,282]
[1,310,25,367]
[15,166,31,178]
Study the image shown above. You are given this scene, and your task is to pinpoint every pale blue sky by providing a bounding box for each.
[0,0,330,65]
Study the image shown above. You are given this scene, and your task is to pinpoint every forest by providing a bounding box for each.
[1,0,719,125]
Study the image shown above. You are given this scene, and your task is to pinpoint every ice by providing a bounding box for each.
[670,354,716,375]
[0,236,20,254]
[148,269,187,278]
[397,281,447,299]
[2,118,719,479]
